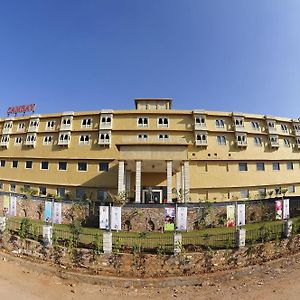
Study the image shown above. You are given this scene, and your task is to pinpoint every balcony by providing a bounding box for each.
[2,122,13,134]
[0,135,9,148]
[269,135,279,148]
[25,134,37,147]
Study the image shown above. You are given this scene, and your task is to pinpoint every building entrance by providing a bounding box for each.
[143,189,162,204]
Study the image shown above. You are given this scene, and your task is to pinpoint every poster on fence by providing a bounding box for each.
[176,207,188,231]
[9,195,17,217]
[110,206,122,230]
[99,206,109,229]
[283,199,290,220]
[44,201,52,222]
[275,200,283,220]
[53,202,62,224]
[3,195,10,215]
[226,205,235,227]
[237,204,246,226]
[164,207,175,231]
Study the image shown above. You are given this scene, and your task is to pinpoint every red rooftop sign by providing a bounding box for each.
[7,104,36,115]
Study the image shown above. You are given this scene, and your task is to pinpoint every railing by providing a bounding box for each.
[4,218,295,254]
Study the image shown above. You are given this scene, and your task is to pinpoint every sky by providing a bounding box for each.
[0,0,300,118]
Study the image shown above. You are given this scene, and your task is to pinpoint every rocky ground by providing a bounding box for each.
[1,251,300,300]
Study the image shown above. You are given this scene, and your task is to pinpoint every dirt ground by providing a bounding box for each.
[1,252,300,300]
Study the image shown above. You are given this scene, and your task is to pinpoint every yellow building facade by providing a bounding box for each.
[0,98,300,203]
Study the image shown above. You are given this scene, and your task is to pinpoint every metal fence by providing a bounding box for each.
[4,217,295,254]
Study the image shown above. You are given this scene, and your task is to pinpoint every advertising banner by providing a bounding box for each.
[110,206,122,231]
[275,200,283,220]
[164,207,175,231]
[237,204,246,226]
[9,195,17,217]
[53,202,62,224]
[3,195,10,215]
[99,206,110,230]
[226,205,235,227]
[283,199,290,220]
[44,201,52,222]
[176,207,188,231]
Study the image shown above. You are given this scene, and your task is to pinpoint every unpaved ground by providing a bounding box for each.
[1,253,300,300]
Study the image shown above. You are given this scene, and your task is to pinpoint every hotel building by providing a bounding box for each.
[0,98,300,203]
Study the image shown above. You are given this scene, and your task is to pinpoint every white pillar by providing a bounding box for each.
[181,164,185,202]
[183,161,189,202]
[118,161,125,194]
[167,161,173,203]
[176,171,181,200]
[135,161,142,203]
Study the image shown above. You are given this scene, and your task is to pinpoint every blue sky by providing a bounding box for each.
[0,0,300,118]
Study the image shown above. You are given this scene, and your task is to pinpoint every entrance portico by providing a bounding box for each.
[117,159,189,203]
[117,144,189,203]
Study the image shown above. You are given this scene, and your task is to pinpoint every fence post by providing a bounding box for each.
[236,228,246,248]
[103,231,112,253]
[284,220,293,238]
[0,217,6,234]
[174,232,182,255]
[43,225,53,246]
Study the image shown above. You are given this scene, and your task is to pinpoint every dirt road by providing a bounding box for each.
[1,252,300,300]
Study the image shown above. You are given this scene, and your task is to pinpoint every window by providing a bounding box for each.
[283,139,290,147]
[58,132,71,145]
[41,161,49,170]
[196,133,207,144]
[137,134,148,141]
[287,162,293,170]
[17,122,25,131]
[43,136,53,145]
[236,134,247,145]
[256,162,265,171]
[46,120,55,130]
[76,188,86,199]
[78,162,87,171]
[251,121,260,130]
[79,134,90,145]
[25,161,33,169]
[12,160,18,168]
[195,116,206,127]
[99,162,109,172]
[157,117,169,127]
[158,134,169,141]
[137,117,148,127]
[267,121,276,129]
[10,183,16,192]
[272,162,280,171]
[215,119,225,128]
[62,117,72,126]
[239,163,248,171]
[258,188,266,197]
[275,187,281,195]
[58,161,67,171]
[99,132,110,144]
[0,182,3,190]
[0,160,5,167]
[15,137,22,145]
[216,136,226,145]
[25,133,37,145]
[234,118,244,127]
[81,118,92,128]
[240,189,249,198]
[97,190,108,201]
[101,116,112,125]
[39,186,47,196]
[281,124,288,133]
[288,186,295,193]
[57,187,66,197]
